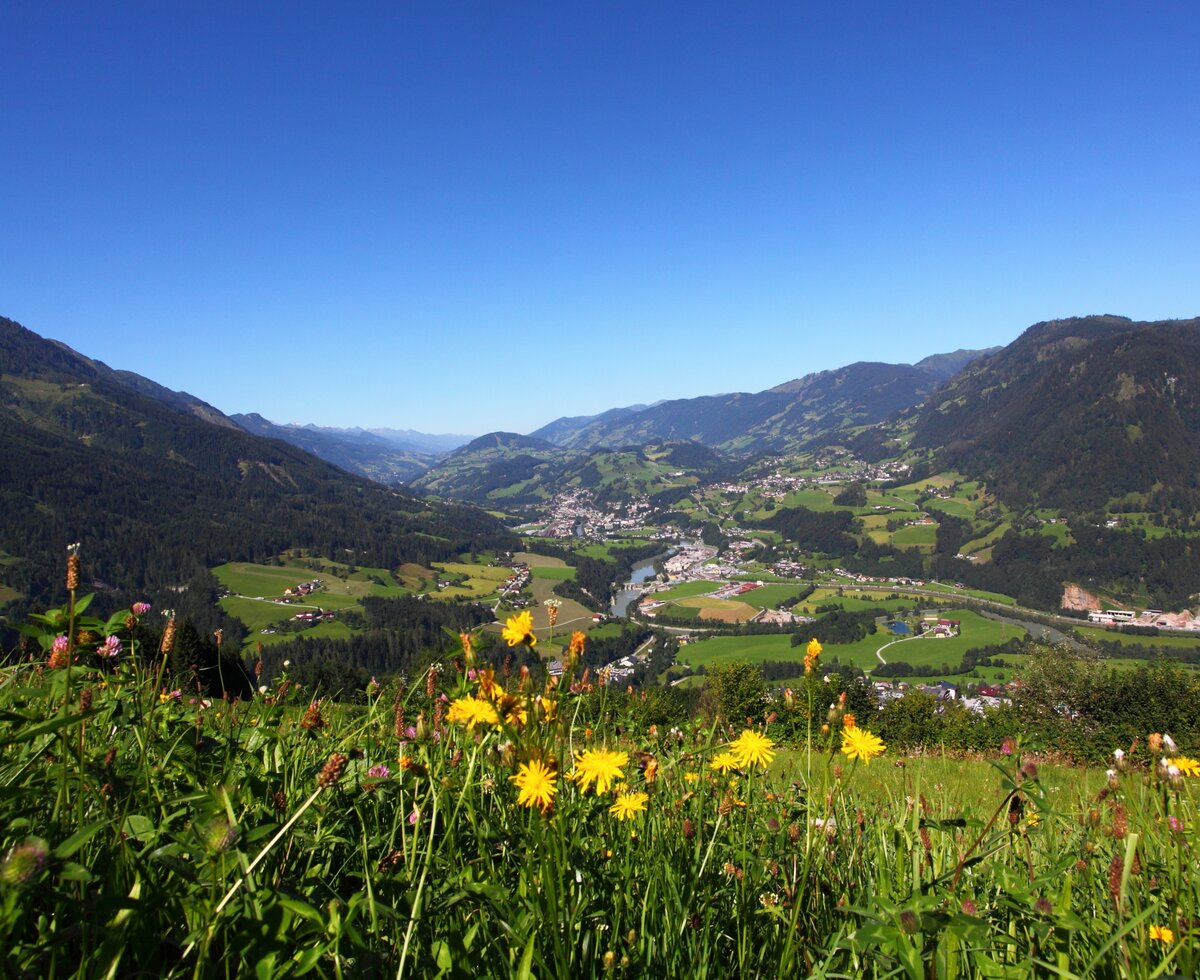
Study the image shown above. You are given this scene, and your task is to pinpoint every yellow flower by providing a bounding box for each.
[685,772,700,784]
[536,695,557,722]
[710,752,739,774]
[570,748,629,796]
[644,758,659,784]
[1168,756,1200,778]
[841,727,886,765]
[1149,924,1175,943]
[511,759,556,811]
[447,696,500,730]
[502,610,537,648]
[804,638,822,675]
[730,729,776,769]
[609,791,649,821]
[568,631,586,657]
[842,713,856,731]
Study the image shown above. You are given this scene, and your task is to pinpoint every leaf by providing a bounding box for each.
[54,820,110,858]
[278,897,324,925]
[515,933,536,980]
[122,814,157,842]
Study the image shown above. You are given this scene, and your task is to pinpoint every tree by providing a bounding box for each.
[706,661,766,726]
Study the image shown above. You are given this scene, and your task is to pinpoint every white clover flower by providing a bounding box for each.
[1113,749,1124,761]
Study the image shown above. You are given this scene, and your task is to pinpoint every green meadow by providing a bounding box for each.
[678,608,1023,676]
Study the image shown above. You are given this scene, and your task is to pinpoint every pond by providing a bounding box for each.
[886,621,911,635]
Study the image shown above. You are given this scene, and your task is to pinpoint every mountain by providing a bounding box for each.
[361,428,473,455]
[410,434,733,507]
[229,414,438,484]
[0,316,518,605]
[530,352,997,453]
[529,405,648,446]
[910,316,1200,510]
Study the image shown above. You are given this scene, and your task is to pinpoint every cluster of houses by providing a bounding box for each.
[280,579,325,601]
[872,678,1014,715]
[292,609,335,624]
[498,561,531,602]
[539,489,655,539]
[1087,607,1200,631]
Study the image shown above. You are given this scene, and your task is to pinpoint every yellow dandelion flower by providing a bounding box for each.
[1168,756,1200,778]
[502,610,537,648]
[841,727,886,765]
[447,696,500,730]
[804,638,822,675]
[644,758,659,783]
[685,772,700,784]
[609,791,649,821]
[511,759,556,811]
[710,752,739,774]
[570,748,629,796]
[730,729,776,769]
[1149,924,1175,943]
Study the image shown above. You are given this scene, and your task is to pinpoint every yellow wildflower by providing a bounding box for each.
[685,772,700,784]
[1167,756,1200,778]
[710,752,739,774]
[804,638,822,675]
[841,727,886,765]
[447,696,500,730]
[502,610,537,648]
[729,729,776,769]
[842,713,856,731]
[609,791,649,821]
[570,748,629,795]
[511,759,556,812]
[1149,924,1174,943]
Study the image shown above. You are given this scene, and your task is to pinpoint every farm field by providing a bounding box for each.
[669,596,759,623]
[678,608,1024,675]
[795,588,913,615]
[654,580,721,601]
[1075,626,1200,650]
[213,557,515,648]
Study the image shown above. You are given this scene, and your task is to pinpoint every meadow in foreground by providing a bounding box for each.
[2,565,1199,977]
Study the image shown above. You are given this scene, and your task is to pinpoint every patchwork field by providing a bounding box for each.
[678,608,1023,679]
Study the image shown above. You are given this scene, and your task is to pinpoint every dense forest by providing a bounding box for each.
[0,316,519,636]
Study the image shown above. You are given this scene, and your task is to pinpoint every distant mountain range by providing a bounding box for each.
[227,415,468,484]
[530,349,995,452]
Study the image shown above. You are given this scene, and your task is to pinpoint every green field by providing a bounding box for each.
[529,565,577,581]
[679,608,1024,677]
[1076,625,1200,650]
[885,522,939,551]
[736,583,813,609]
[796,588,913,615]
[654,580,721,601]
[213,557,512,648]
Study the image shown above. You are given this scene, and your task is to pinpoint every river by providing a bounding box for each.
[610,555,664,618]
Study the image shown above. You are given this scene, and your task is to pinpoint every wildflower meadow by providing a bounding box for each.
[1,556,1199,977]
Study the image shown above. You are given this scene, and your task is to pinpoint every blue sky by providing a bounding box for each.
[3,2,1197,436]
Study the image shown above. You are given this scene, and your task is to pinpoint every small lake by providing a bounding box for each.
[886,621,911,635]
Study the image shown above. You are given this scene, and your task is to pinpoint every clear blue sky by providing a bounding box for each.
[3,2,1197,436]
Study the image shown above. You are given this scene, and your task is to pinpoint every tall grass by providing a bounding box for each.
[2,588,1198,976]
